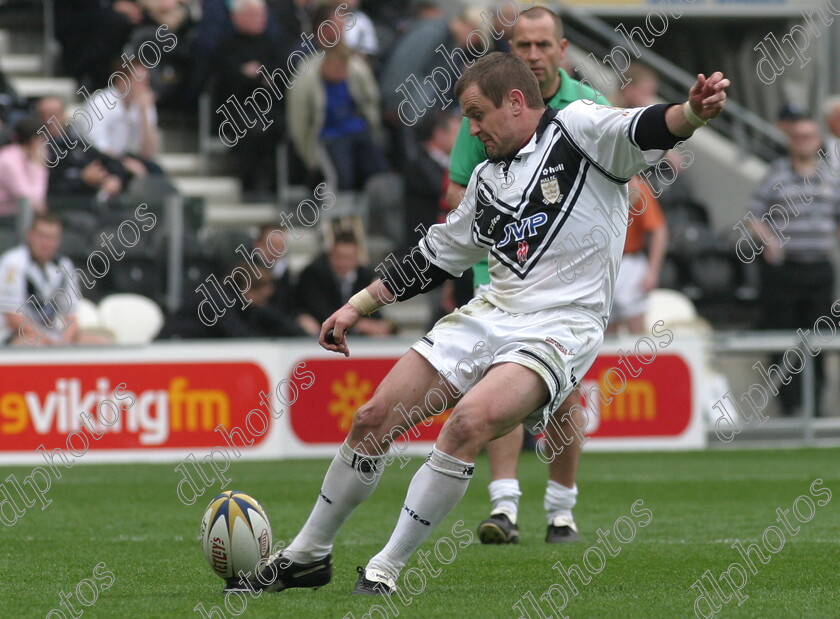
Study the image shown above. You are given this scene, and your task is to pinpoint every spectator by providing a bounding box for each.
[36,97,126,206]
[54,0,141,89]
[294,231,391,336]
[611,64,694,205]
[138,0,198,31]
[0,117,49,217]
[214,262,308,338]
[610,63,659,109]
[0,67,28,144]
[746,117,840,416]
[128,1,202,107]
[776,102,808,137]
[403,111,459,245]
[607,175,668,334]
[252,222,320,335]
[0,214,83,345]
[267,0,313,44]
[379,10,480,117]
[287,6,387,191]
[85,56,164,177]
[822,95,840,174]
[212,0,289,197]
[192,0,283,98]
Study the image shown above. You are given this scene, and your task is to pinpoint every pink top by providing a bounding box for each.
[0,143,48,216]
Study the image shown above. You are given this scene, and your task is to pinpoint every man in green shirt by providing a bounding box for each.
[444,6,610,545]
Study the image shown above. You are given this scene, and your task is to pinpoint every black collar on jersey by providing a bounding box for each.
[497,107,555,170]
[534,107,557,142]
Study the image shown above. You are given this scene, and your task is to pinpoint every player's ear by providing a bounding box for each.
[509,89,526,115]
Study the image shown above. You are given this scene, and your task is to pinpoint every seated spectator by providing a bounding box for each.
[192,0,283,98]
[211,0,290,197]
[54,0,141,89]
[36,97,127,206]
[0,214,87,346]
[138,0,199,31]
[294,231,392,336]
[252,222,320,335]
[403,111,460,245]
[0,67,28,145]
[85,57,164,177]
[288,5,387,191]
[127,1,202,107]
[213,262,308,338]
[0,117,48,217]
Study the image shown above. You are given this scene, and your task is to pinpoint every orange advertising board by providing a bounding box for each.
[0,362,271,451]
[289,353,692,443]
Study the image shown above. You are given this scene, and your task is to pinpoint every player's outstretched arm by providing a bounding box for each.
[666,72,731,138]
[319,279,395,356]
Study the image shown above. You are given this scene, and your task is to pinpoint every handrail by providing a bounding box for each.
[557,2,787,162]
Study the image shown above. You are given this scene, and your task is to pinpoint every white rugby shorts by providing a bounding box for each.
[411,297,603,434]
[612,253,649,322]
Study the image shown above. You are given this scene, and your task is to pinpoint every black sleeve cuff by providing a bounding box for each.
[633,103,683,151]
[378,247,454,302]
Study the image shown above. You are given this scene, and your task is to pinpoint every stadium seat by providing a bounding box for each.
[688,252,738,299]
[75,297,102,330]
[107,257,163,301]
[644,289,698,332]
[98,293,164,344]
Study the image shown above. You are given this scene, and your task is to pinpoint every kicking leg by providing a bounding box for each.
[361,362,547,592]
[253,350,456,592]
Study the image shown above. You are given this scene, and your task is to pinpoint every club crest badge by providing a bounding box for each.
[540,176,562,204]
[517,241,529,263]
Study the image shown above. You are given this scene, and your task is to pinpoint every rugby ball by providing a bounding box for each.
[200,490,272,586]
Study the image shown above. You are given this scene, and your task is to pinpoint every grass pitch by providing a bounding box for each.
[2,448,839,618]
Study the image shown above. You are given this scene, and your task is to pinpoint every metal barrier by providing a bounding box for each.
[711,331,840,445]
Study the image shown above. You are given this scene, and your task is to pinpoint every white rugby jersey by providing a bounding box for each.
[0,245,79,342]
[420,101,667,325]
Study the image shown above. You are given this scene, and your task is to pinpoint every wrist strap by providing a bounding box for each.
[348,289,379,316]
[683,101,708,128]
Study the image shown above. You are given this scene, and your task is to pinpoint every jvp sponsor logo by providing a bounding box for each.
[0,362,270,450]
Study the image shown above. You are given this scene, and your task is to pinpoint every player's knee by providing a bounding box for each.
[350,398,389,437]
[444,404,492,446]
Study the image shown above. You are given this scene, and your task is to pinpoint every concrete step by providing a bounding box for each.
[159,153,201,177]
[204,202,279,227]
[9,76,77,100]
[173,176,241,204]
[0,53,40,75]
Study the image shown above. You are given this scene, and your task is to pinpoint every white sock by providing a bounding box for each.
[544,480,578,524]
[367,447,474,582]
[488,478,521,523]
[286,441,386,563]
